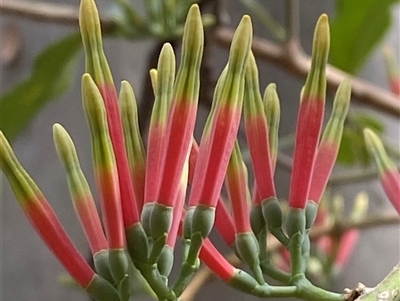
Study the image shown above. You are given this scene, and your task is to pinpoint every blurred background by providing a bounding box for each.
[1,0,399,300]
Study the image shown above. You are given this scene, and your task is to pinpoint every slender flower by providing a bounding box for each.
[145,44,175,207]
[288,14,330,209]
[155,5,203,208]
[180,16,252,272]
[225,141,264,284]
[80,0,140,227]
[199,238,236,282]
[0,131,95,289]
[140,45,175,239]
[189,140,236,246]
[149,5,203,244]
[263,83,281,173]
[225,141,252,234]
[158,154,189,278]
[215,199,236,247]
[244,52,276,203]
[308,79,351,204]
[167,153,189,249]
[53,123,108,255]
[199,239,266,296]
[383,46,400,96]
[334,229,359,271]
[188,15,252,212]
[364,129,400,214]
[119,81,146,213]
[82,73,125,250]
[82,74,128,282]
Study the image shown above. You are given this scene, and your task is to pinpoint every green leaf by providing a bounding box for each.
[337,112,385,166]
[330,0,400,73]
[0,33,82,140]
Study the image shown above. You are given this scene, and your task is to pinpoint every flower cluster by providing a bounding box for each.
[3,1,398,301]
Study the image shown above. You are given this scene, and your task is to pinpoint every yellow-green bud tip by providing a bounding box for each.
[363,128,381,153]
[149,69,158,96]
[333,78,351,116]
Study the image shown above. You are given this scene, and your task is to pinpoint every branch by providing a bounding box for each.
[214,27,400,117]
[354,261,400,301]
[0,0,115,31]
[2,1,399,117]
[180,213,400,301]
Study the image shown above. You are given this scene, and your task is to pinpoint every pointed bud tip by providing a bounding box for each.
[314,13,330,52]
[363,128,379,151]
[333,78,351,113]
[79,0,99,25]
[120,80,134,96]
[186,4,202,27]
[52,123,67,147]
[236,15,253,42]
[266,83,277,91]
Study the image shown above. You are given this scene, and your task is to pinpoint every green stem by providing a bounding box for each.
[260,260,291,284]
[295,278,345,301]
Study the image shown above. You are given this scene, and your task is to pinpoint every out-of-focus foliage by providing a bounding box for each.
[330,0,400,73]
[337,112,385,166]
[0,34,81,140]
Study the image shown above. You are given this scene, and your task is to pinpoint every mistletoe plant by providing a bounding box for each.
[1,1,399,301]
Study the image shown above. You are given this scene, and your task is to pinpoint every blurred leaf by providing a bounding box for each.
[330,0,399,73]
[0,33,81,140]
[337,112,385,166]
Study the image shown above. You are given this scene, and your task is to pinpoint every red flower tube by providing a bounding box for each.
[53,123,108,255]
[244,52,276,204]
[144,43,175,208]
[334,229,359,270]
[364,128,400,215]
[383,46,400,96]
[199,238,236,281]
[308,79,351,204]
[120,81,147,213]
[189,140,236,246]
[0,131,95,289]
[288,14,330,209]
[225,141,252,234]
[155,5,203,209]
[189,15,253,210]
[82,74,129,283]
[80,0,139,227]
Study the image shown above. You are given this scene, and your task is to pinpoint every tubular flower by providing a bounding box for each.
[82,74,129,283]
[0,132,120,301]
[188,15,253,244]
[2,1,364,298]
[288,14,330,210]
[120,81,146,213]
[364,129,400,215]
[189,140,236,247]
[80,0,140,227]
[244,52,276,204]
[53,124,108,255]
[308,79,351,204]
[225,141,264,284]
[263,83,281,173]
[383,46,400,96]
[141,43,175,235]
[149,5,204,243]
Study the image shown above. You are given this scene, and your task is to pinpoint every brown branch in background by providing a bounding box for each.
[1,0,399,116]
[215,27,400,117]
[181,213,400,301]
[0,0,115,31]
